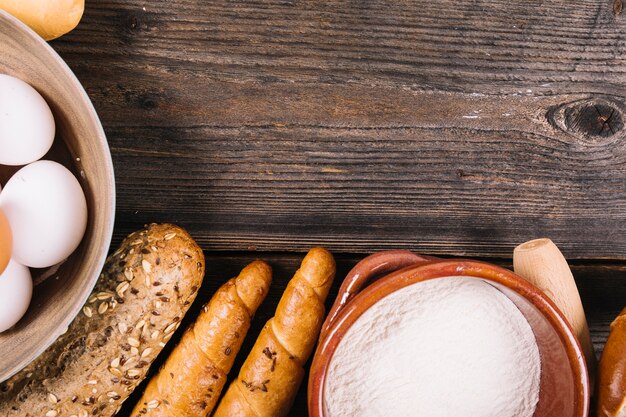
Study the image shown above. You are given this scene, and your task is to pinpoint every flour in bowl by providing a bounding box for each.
[323,277,541,417]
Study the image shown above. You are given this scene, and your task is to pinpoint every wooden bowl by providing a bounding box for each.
[0,11,115,381]
[309,251,590,417]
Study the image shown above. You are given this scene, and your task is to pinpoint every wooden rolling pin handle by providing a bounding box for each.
[513,238,596,386]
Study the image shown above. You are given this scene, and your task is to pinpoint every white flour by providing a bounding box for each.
[324,277,541,417]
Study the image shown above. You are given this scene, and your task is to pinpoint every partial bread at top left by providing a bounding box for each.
[0,0,84,40]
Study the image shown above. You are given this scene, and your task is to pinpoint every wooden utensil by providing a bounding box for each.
[513,238,596,384]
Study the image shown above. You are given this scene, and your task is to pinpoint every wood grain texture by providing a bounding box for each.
[37,1,626,413]
[108,252,624,417]
[44,0,626,258]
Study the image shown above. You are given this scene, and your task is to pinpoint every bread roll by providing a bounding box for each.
[0,0,84,40]
[132,260,272,416]
[0,223,204,417]
[598,307,626,417]
[213,247,336,417]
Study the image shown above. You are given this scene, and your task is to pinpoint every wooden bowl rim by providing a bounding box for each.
[0,10,115,381]
[309,258,590,417]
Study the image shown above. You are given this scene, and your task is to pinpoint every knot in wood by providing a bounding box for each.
[547,98,625,142]
[138,93,158,110]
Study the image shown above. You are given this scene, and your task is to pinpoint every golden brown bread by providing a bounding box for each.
[0,209,11,274]
[598,307,626,417]
[0,224,204,417]
[131,260,272,416]
[0,0,84,40]
[213,247,336,417]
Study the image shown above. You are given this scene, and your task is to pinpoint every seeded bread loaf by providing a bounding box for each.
[213,247,335,417]
[0,223,204,417]
[132,260,272,417]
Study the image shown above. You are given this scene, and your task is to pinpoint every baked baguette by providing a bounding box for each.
[0,223,204,417]
[0,0,84,40]
[213,247,335,417]
[132,260,272,416]
[598,307,626,417]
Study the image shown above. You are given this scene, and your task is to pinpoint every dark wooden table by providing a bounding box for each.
[49,1,626,415]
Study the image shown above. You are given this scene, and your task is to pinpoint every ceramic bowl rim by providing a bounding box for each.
[308,259,590,417]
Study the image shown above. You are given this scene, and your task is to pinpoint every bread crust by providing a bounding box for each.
[599,307,626,417]
[0,0,84,40]
[214,247,335,417]
[0,223,204,417]
[132,260,272,417]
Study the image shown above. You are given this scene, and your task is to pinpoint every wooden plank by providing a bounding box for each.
[53,0,626,94]
[47,0,626,258]
[31,0,626,413]
[113,252,626,416]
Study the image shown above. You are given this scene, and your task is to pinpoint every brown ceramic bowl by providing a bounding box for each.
[0,11,115,381]
[309,251,590,417]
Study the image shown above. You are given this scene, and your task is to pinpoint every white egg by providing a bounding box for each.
[0,160,87,268]
[0,74,55,166]
[0,258,32,332]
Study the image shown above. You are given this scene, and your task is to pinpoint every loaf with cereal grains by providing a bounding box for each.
[0,223,205,417]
